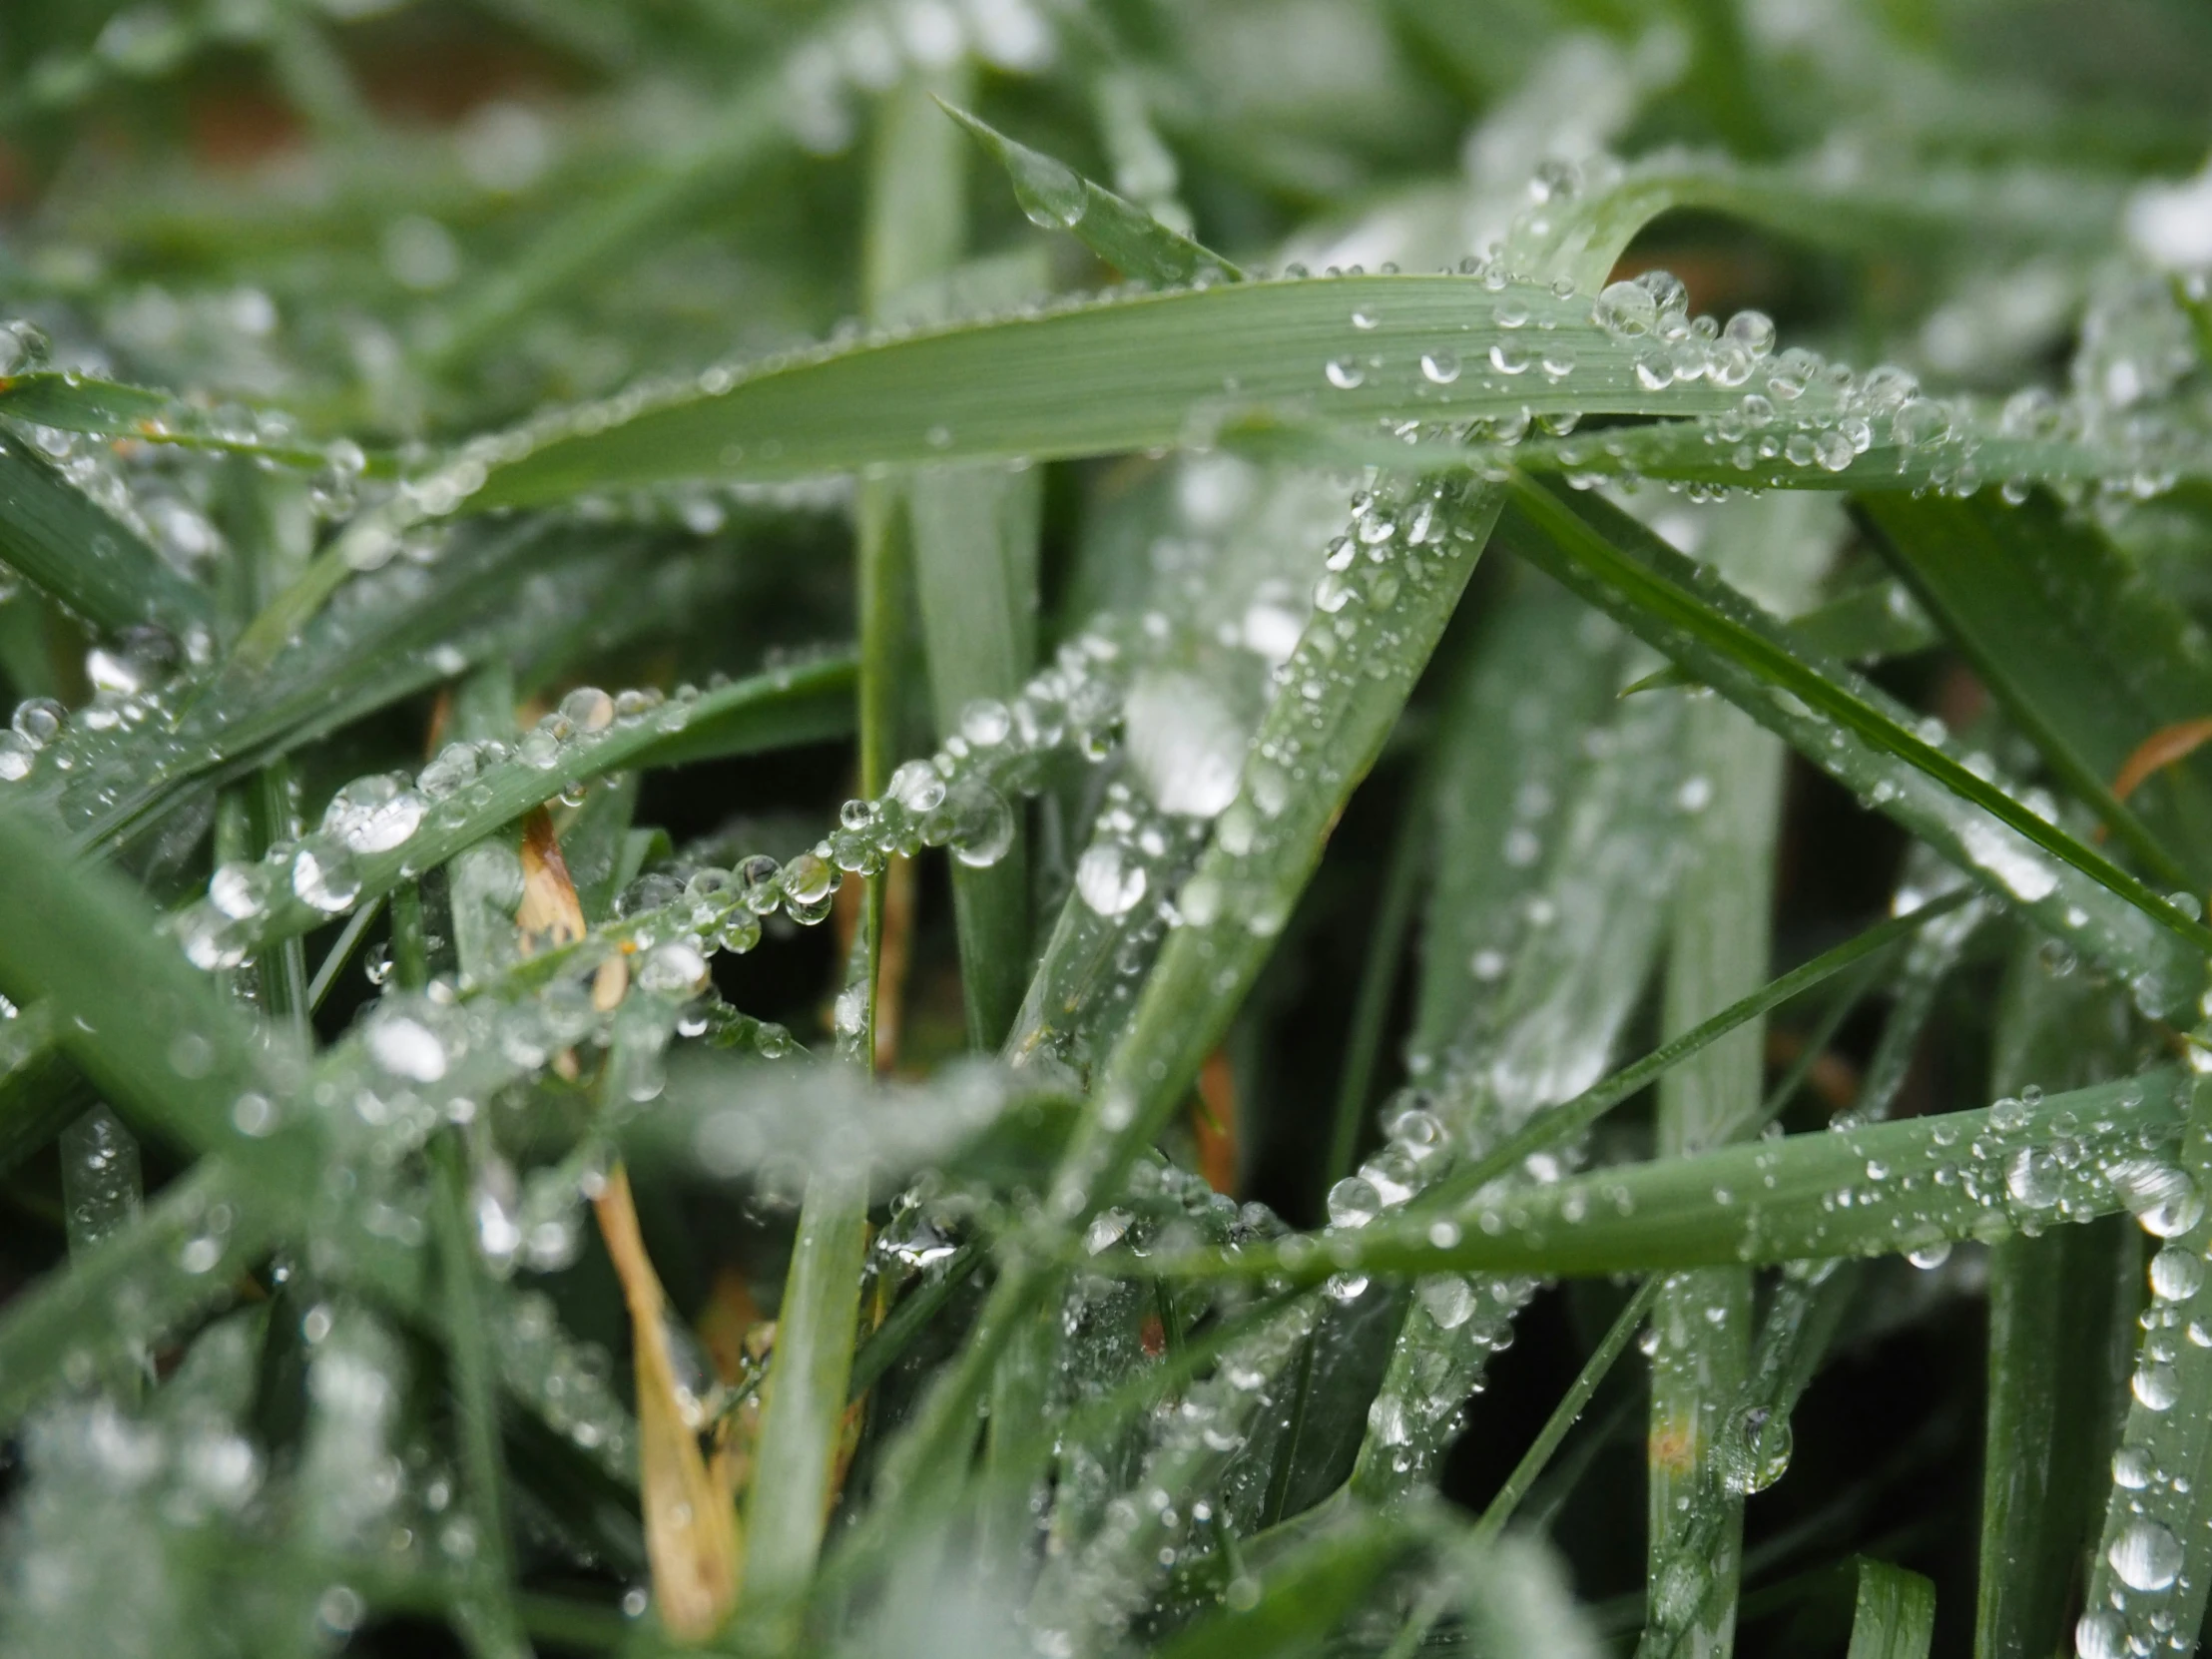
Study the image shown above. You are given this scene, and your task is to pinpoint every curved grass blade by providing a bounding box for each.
[1411,889,1972,1218]
[865,474,1504,1563]
[941,101,1243,285]
[0,431,210,637]
[1501,156,2123,296]
[1165,1067,2187,1283]
[1847,1558,1937,1659]
[456,276,1754,510]
[0,372,370,473]
[1494,476,2212,1011]
[1862,491,2212,883]
[1149,1509,1425,1659]
[170,653,854,962]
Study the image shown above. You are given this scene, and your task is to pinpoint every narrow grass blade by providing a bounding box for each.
[1476,1277,1660,1546]
[430,1136,532,1659]
[1864,491,2212,882]
[1168,1068,2187,1282]
[942,101,1243,284]
[1625,577,1939,697]
[1351,677,1689,1503]
[1976,931,2140,1659]
[0,1156,280,1426]
[0,372,360,472]
[0,431,209,637]
[1495,476,2212,1010]
[870,475,1503,1557]
[0,804,309,1168]
[1148,1511,1424,1659]
[1413,890,1971,1218]
[171,653,853,962]
[1642,492,1829,1659]
[459,277,1757,509]
[1847,1559,1937,1659]
[2075,1070,2212,1659]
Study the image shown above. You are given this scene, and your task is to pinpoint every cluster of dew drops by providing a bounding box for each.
[1301,232,2135,505]
[172,628,1132,981]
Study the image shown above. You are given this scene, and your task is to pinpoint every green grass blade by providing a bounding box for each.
[1494,476,2212,1009]
[1148,1510,1424,1659]
[1642,491,1829,1659]
[430,1136,532,1659]
[1625,577,1940,697]
[1847,1558,1937,1659]
[172,653,853,962]
[1412,891,1970,1218]
[1501,156,2121,296]
[738,1165,868,1622]
[0,803,308,1166]
[2075,1071,2212,1659]
[0,372,363,472]
[1351,674,1689,1503]
[1168,1067,2186,1283]
[1975,932,2140,1659]
[942,101,1243,284]
[0,432,210,637]
[1863,491,2212,882]
[0,1156,281,1426]
[1474,1277,1660,1546]
[455,276,1755,510]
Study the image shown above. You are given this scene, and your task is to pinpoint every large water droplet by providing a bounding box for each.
[2110,1517,2182,1591]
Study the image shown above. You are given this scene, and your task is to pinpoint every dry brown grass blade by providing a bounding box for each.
[594,1165,743,1642]
[2112,717,2212,807]
[1195,1048,1239,1195]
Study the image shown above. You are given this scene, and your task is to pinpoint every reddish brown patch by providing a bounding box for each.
[1139,1314,1167,1359]
[1193,1048,1239,1195]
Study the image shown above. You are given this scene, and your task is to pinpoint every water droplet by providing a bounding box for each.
[2133,1360,2181,1410]
[1419,349,1460,384]
[1007,146,1087,230]
[1593,279,1658,336]
[2111,1160,2205,1238]
[2110,1517,2183,1590]
[1075,842,1148,916]
[1327,1176,1382,1229]
[2006,1147,2061,1209]
[291,839,363,912]
[1907,1240,1952,1270]
[2151,1246,2204,1302]
[1325,358,1366,390]
[367,1015,448,1083]
[1720,1404,1793,1494]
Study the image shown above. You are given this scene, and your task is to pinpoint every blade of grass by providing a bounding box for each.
[1848,1558,1938,1659]
[941,101,1243,284]
[2070,1072,2212,1659]
[430,1135,533,1659]
[1163,1067,2187,1283]
[172,652,854,961]
[1495,475,2212,1009]
[456,276,1763,511]
[1350,671,1691,1504]
[0,429,210,637]
[1975,930,2140,1659]
[1862,491,2212,884]
[868,473,1504,1565]
[1642,491,1830,1659]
